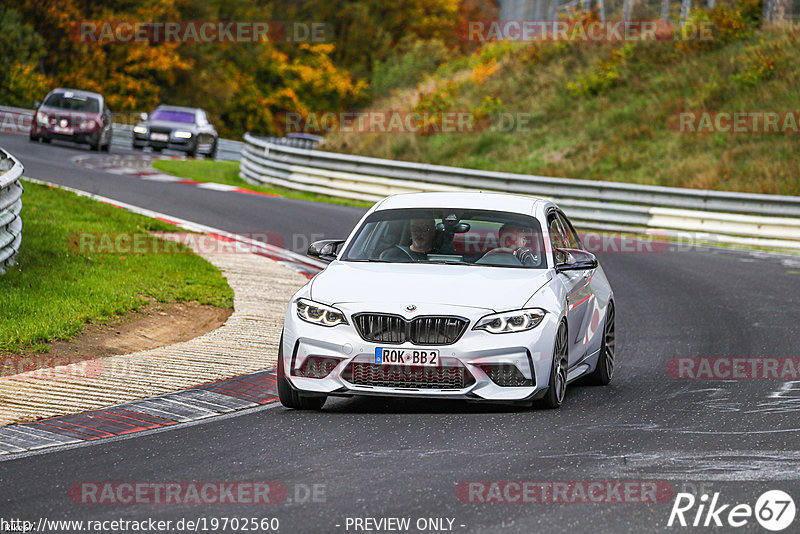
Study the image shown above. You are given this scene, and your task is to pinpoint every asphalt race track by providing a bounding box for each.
[2,132,800,533]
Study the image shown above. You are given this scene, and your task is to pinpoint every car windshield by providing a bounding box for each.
[341,208,546,268]
[43,92,99,112]
[150,109,196,123]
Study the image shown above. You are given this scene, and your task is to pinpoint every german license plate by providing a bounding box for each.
[375,348,439,367]
[150,133,169,142]
[53,126,73,134]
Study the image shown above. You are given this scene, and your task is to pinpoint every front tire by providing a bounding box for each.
[277,336,327,410]
[581,303,615,386]
[537,321,568,409]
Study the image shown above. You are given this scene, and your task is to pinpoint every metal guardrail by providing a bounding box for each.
[0,106,243,161]
[0,148,24,274]
[241,132,800,251]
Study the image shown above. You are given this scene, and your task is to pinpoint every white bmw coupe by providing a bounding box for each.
[278,192,615,409]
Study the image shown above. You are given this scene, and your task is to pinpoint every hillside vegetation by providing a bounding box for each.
[323,1,800,196]
[0,0,489,138]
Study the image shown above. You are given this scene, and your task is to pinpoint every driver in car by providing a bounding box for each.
[380,218,437,261]
[490,222,540,266]
[409,218,436,257]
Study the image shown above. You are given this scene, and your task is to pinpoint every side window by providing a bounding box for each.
[557,212,581,250]
[547,213,568,264]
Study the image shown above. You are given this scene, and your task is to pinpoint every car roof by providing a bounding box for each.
[49,88,103,99]
[374,191,548,216]
[153,105,201,113]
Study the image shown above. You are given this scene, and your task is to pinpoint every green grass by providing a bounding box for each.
[151,159,372,208]
[0,180,234,353]
[322,17,800,196]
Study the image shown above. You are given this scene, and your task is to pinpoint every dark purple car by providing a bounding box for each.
[132,105,218,158]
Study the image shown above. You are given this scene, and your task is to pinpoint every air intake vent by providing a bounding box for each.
[342,362,475,389]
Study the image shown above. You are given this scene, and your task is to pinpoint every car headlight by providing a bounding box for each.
[36,112,50,126]
[80,119,97,130]
[174,130,192,139]
[296,298,348,327]
[133,125,148,134]
[473,309,546,334]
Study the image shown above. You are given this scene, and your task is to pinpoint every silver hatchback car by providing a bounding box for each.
[278,192,615,410]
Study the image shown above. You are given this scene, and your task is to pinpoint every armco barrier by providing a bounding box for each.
[0,148,23,274]
[240,133,800,251]
[0,106,243,161]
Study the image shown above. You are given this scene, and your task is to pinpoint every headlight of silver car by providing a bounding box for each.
[473,309,546,334]
[133,125,148,134]
[296,298,348,327]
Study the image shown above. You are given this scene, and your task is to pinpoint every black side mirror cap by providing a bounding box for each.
[307,239,345,262]
[555,248,598,272]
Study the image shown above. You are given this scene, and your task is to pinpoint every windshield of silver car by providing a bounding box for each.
[341,208,546,268]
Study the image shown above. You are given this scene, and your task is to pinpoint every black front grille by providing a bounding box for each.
[342,362,475,389]
[353,314,468,345]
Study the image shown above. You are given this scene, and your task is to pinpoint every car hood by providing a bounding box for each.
[310,261,551,312]
[144,120,197,130]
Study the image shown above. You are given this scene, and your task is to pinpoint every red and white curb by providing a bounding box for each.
[0,179,328,456]
[72,154,278,198]
[0,370,280,456]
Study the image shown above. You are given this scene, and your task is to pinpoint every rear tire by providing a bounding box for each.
[277,335,327,410]
[536,321,568,409]
[29,133,38,142]
[580,303,615,386]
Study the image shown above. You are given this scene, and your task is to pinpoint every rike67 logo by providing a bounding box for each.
[668,490,796,531]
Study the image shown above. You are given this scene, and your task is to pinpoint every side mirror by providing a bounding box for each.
[33,100,41,109]
[556,248,598,272]
[139,112,148,121]
[307,239,345,262]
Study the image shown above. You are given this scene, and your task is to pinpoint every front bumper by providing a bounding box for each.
[281,305,560,402]
[133,133,195,153]
[33,124,101,144]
